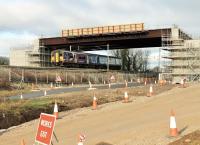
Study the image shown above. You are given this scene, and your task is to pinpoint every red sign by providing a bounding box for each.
[35,113,56,145]
[110,75,115,80]
[55,75,62,82]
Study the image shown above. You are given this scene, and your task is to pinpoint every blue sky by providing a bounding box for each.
[0,0,200,57]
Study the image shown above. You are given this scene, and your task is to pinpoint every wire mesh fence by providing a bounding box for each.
[0,66,147,86]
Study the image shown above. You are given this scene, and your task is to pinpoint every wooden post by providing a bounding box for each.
[9,68,11,82]
[74,73,76,83]
[81,73,83,84]
[22,69,24,82]
[35,71,38,85]
[46,71,49,84]
[65,72,68,84]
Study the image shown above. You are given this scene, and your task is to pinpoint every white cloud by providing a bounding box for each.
[0,32,37,56]
[0,0,200,56]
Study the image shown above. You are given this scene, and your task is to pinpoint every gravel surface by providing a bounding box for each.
[1,83,200,145]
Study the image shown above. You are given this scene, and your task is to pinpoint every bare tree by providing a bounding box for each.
[112,49,150,72]
[0,57,9,65]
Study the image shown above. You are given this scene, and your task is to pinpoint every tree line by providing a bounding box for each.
[113,49,150,72]
[0,57,9,65]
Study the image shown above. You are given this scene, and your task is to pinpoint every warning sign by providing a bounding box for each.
[55,75,62,82]
[35,113,56,145]
[110,75,115,80]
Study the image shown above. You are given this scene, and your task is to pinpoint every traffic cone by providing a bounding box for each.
[20,93,23,100]
[147,85,153,97]
[125,80,128,88]
[123,92,129,103]
[92,96,97,110]
[108,83,111,89]
[21,139,25,145]
[180,79,185,88]
[89,81,92,89]
[170,110,178,137]
[53,101,58,119]
[44,90,47,96]
[50,82,53,88]
[137,78,140,83]
[78,133,86,145]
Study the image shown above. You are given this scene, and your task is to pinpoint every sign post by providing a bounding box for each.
[35,113,56,145]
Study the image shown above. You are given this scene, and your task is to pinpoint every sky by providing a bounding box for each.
[0,0,200,57]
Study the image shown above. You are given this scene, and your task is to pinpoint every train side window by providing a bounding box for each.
[69,53,73,58]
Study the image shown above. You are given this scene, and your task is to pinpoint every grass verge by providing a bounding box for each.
[168,130,200,145]
[0,84,174,129]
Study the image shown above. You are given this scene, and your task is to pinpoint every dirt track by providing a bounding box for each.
[1,84,200,145]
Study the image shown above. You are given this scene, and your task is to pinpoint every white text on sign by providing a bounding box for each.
[40,131,47,138]
[41,120,52,128]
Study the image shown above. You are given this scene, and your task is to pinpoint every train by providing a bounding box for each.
[51,49,121,69]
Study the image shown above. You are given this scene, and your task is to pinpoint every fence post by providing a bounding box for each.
[46,71,49,84]
[65,72,68,84]
[35,71,38,85]
[81,73,83,84]
[22,69,24,82]
[74,73,76,83]
[9,68,11,82]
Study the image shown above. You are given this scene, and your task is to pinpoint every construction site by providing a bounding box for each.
[1,22,200,145]
[9,23,200,83]
[1,0,200,144]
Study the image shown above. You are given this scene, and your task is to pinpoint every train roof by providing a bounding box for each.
[52,49,121,59]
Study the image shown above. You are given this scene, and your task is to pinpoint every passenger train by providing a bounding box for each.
[51,49,121,70]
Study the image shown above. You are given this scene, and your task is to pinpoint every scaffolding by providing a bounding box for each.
[10,40,51,68]
[27,40,51,67]
[161,26,200,82]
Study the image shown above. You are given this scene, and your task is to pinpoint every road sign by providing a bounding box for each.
[35,113,56,145]
[55,75,62,82]
[110,75,115,80]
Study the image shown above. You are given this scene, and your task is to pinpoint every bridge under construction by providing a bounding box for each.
[10,23,200,82]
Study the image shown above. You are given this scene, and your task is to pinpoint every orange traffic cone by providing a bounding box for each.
[147,85,153,97]
[123,92,129,103]
[44,90,47,96]
[108,83,111,89]
[20,93,23,100]
[170,110,178,137]
[92,96,97,110]
[180,79,186,88]
[137,78,140,83]
[78,133,86,145]
[21,139,25,145]
[89,81,92,89]
[125,80,128,88]
[53,101,58,119]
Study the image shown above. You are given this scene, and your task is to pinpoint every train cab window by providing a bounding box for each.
[79,56,85,59]
[64,52,68,59]
[69,53,73,59]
